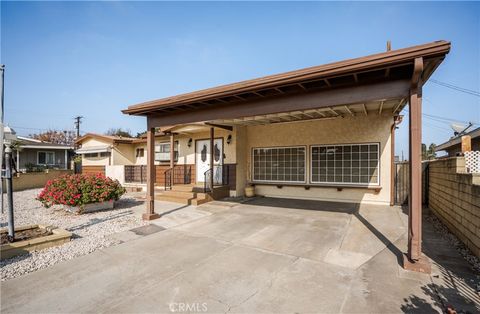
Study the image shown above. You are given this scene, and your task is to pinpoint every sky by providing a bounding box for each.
[1,1,479,157]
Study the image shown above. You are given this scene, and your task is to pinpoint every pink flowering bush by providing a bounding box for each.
[37,173,126,208]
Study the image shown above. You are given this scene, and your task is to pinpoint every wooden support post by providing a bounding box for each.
[404,57,430,273]
[143,127,159,220]
[390,118,396,206]
[170,133,175,169]
[209,127,214,192]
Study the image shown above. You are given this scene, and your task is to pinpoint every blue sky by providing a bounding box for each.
[2,1,479,156]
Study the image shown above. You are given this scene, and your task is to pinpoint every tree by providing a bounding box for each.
[422,142,437,160]
[105,128,133,138]
[29,129,76,145]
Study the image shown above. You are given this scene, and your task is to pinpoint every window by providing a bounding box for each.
[253,146,306,183]
[38,151,55,165]
[155,142,178,162]
[136,148,144,158]
[84,153,98,158]
[311,143,379,185]
[99,152,110,158]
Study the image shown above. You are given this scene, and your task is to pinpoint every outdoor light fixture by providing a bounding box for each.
[187,138,192,147]
[226,134,232,145]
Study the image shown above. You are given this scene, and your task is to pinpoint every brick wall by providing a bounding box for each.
[428,157,480,257]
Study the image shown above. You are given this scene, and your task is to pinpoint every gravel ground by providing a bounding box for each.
[0,189,147,281]
[426,213,480,273]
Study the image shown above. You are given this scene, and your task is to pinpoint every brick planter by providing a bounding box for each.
[64,200,115,214]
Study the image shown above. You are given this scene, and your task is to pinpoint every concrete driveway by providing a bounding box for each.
[1,198,479,313]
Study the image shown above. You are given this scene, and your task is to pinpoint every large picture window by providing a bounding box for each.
[253,146,306,183]
[311,143,379,185]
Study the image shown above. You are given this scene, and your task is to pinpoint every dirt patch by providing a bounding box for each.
[1,227,53,245]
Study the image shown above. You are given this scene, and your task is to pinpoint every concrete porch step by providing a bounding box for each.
[171,184,196,192]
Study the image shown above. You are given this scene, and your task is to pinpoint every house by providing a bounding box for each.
[14,136,74,172]
[435,127,480,156]
[122,40,451,272]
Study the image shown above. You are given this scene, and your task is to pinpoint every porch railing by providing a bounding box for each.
[164,165,193,190]
[204,164,229,193]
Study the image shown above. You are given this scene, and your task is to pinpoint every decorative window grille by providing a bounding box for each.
[465,151,480,173]
[311,143,380,185]
[253,146,306,183]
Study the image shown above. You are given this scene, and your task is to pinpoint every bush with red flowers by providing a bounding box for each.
[37,173,126,209]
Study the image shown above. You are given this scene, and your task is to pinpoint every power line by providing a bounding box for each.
[429,79,480,97]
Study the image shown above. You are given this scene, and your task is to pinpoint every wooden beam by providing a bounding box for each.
[393,98,406,113]
[143,127,159,221]
[147,80,410,127]
[204,122,233,131]
[353,73,358,83]
[379,101,384,115]
[324,79,331,87]
[298,83,307,91]
[362,104,368,116]
[385,67,391,78]
[328,107,339,116]
[404,57,430,273]
[344,105,354,116]
[170,133,175,169]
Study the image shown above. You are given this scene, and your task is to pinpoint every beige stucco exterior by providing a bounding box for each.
[77,114,393,204]
[236,114,394,204]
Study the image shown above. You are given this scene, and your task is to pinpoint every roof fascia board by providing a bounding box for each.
[147,79,410,128]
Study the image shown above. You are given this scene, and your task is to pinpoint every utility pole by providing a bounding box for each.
[0,64,5,214]
[74,116,83,138]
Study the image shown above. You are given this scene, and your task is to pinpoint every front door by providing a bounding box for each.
[196,139,223,183]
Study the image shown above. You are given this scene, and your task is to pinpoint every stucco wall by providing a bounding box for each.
[112,143,135,165]
[79,138,111,166]
[241,115,393,204]
[13,170,73,191]
[428,157,480,257]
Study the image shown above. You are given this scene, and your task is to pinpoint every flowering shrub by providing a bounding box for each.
[37,173,126,208]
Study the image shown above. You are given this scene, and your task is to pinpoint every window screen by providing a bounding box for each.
[311,143,379,185]
[253,147,306,183]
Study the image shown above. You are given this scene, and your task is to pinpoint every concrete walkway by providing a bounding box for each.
[1,198,479,313]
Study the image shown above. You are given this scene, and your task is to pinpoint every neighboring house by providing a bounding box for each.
[435,127,480,157]
[14,136,74,172]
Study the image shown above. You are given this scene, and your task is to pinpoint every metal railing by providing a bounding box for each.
[203,164,229,193]
[164,165,192,190]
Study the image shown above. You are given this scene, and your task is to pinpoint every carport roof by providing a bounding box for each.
[122,40,450,116]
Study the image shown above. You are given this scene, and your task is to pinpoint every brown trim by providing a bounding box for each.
[252,182,382,192]
[147,80,410,128]
[123,41,450,115]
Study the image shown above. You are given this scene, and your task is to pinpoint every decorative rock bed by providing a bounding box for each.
[0,188,147,281]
